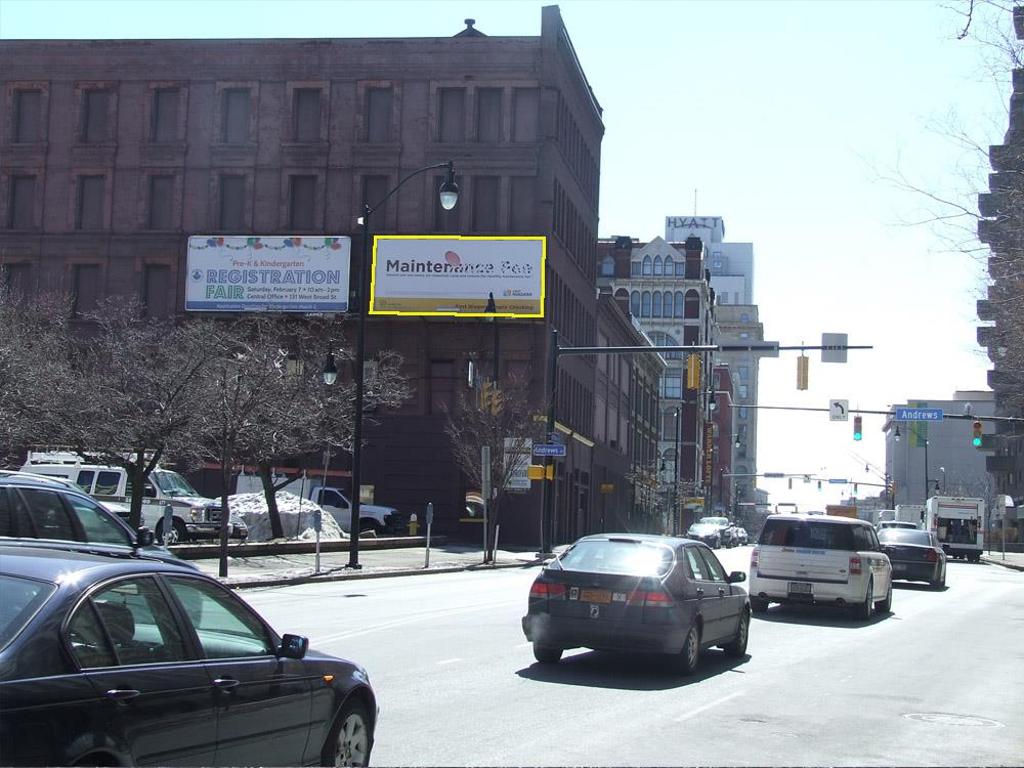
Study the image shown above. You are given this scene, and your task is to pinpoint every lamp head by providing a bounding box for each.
[322,353,338,386]
[439,162,459,210]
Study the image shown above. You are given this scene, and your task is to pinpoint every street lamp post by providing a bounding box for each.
[325,161,458,569]
[673,406,681,535]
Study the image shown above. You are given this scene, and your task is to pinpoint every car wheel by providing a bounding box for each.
[852,579,873,621]
[533,644,562,664]
[722,610,750,657]
[359,520,383,535]
[673,625,701,675]
[156,518,189,545]
[749,597,769,614]
[875,583,892,614]
[322,698,373,767]
[935,566,946,589]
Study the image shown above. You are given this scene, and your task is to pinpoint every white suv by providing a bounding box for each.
[749,514,892,620]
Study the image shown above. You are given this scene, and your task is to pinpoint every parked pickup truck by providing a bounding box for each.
[235,473,407,534]
[22,451,248,545]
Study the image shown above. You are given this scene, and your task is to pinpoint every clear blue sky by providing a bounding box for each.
[1,0,1003,510]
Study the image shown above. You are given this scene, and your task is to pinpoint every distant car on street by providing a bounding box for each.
[731,526,749,546]
[0,545,377,767]
[878,520,919,531]
[522,533,750,675]
[878,528,947,588]
[686,522,723,548]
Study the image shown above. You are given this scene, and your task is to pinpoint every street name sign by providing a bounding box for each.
[533,443,567,458]
[828,478,848,485]
[895,407,944,422]
[829,399,849,422]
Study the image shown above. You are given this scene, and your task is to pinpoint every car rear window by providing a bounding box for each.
[759,518,856,551]
[554,539,674,577]
[878,529,933,546]
[0,574,56,650]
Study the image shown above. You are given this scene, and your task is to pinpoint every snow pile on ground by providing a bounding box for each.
[228,491,347,542]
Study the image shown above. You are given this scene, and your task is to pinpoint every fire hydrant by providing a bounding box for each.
[408,513,419,536]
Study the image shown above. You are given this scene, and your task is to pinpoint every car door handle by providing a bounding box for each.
[104,688,140,701]
[695,588,704,599]
[718,587,726,596]
[213,677,240,690]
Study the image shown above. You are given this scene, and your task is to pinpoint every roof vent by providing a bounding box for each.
[455,18,486,37]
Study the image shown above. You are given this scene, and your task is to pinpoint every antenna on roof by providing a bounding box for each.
[694,189,698,216]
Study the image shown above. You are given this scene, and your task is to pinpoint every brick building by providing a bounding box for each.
[0,7,607,546]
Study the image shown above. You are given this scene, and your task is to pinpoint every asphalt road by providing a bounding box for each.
[243,546,1024,767]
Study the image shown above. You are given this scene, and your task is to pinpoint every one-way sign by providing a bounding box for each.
[829,399,849,422]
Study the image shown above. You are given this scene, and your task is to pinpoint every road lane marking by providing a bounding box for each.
[313,598,522,644]
[437,658,463,666]
[674,691,743,722]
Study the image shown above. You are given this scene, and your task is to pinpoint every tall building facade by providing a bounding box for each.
[0,8,610,547]
[884,392,995,507]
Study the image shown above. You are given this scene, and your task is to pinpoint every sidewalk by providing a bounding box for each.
[980,549,1024,572]
[191,543,547,589]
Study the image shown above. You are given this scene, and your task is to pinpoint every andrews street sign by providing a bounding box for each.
[895,407,944,422]
[533,443,567,458]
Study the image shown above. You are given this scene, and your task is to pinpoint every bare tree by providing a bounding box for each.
[444,372,545,562]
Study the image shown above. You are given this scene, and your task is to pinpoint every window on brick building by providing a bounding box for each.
[512,88,538,142]
[13,90,42,143]
[429,360,455,415]
[600,255,615,277]
[72,264,101,317]
[366,87,392,143]
[143,264,172,319]
[289,175,316,230]
[147,175,174,230]
[630,291,640,317]
[152,88,179,142]
[476,88,503,143]
[293,88,321,143]
[76,176,105,230]
[218,176,246,230]
[8,176,36,229]
[509,177,534,233]
[82,90,110,143]
[684,289,700,319]
[222,89,251,143]
[640,291,651,317]
[438,88,465,142]
[362,175,388,222]
[472,177,499,232]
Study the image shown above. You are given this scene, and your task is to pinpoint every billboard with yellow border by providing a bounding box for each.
[369,235,545,318]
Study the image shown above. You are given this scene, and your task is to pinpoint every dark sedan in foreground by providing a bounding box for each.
[0,546,376,766]
[522,534,749,675]
[878,528,947,588]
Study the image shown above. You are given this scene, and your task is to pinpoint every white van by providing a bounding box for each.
[748,514,892,620]
[21,451,247,544]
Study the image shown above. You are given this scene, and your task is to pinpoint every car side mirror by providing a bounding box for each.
[727,571,746,584]
[277,634,309,660]
[135,527,155,547]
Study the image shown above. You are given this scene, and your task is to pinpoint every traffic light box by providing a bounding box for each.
[480,381,503,416]
[796,355,809,390]
[686,353,702,390]
[972,420,983,447]
[853,416,862,441]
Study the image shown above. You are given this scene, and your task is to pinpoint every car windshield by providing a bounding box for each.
[152,470,201,497]
[759,519,856,551]
[879,530,934,546]
[554,540,674,577]
[688,524,716,534]
[0,573,56,650]
[700,517,729,526]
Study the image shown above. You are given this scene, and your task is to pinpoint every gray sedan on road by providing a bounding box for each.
[522,534,750,675]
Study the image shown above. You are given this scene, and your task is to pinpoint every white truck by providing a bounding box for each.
[235,473,407,535]
[895,504,925,527]
[924,496,984,562]
[21,451,248,545]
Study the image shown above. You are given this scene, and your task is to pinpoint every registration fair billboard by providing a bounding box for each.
[186,235,351,313]
[369,236,545,318]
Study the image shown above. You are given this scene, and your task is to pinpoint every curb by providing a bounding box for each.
[981,556,1024,573]
[223,559,537,590]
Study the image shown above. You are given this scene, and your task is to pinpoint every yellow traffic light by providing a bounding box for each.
[796,355,809,390]
[479,381,503,415]
[686,353,702,390]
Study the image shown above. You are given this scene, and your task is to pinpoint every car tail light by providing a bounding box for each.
[529,580,566,600]
[925,549,939,562]
[642,590,674,608]
[849,556,862,575]
[750,548,759,572]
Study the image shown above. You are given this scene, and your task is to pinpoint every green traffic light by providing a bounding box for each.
[854,432,862,441]
[972,436,982,447]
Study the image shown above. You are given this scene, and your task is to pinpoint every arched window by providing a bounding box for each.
[684,289,700,319]
[674,291,684,318]
[663,291,674,318]
[664,255,674,276]
[642,256,652,276]
[630,291,641,317]
[652,291,662,317]
[653,256,663,276]
[600,255,615,277]
[641,291,652,317]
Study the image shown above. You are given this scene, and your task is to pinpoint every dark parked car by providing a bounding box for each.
[0,471,195,569]
[522,533,750,675]
[0,546,377,766]
[685,522,723,548]
[878,528,947,588]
